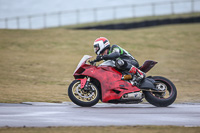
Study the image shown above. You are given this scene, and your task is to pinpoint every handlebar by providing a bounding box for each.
[89,59,99,66]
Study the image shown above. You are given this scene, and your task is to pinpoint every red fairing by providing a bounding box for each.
[74,64,140,103]
[78,78,87,89]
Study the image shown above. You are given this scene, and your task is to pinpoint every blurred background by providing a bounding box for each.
[0,0,200,29]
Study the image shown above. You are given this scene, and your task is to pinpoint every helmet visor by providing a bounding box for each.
[94,43,100,54]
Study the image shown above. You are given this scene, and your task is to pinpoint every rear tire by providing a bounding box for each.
[68,80,100,107]
[143,76,177,107]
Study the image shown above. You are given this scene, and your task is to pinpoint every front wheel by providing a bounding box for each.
[68,80,100,107]
[143,76,177,107]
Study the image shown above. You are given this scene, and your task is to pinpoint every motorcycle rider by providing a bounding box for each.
[93,37,145,85]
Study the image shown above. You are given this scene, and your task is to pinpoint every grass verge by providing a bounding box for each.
[0,126,200,133]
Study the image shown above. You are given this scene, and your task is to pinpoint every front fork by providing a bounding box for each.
[79,77,91,90]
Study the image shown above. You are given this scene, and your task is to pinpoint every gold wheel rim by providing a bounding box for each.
[72,81,98,102]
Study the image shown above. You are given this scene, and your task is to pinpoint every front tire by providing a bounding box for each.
[143,76,177,107]
[68,80,100,107]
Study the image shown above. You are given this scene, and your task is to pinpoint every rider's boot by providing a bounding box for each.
[129,66,145,85]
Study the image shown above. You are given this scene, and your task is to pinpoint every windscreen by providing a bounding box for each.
[73,55,92,74]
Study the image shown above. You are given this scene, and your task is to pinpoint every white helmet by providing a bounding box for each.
[93,37,110,55]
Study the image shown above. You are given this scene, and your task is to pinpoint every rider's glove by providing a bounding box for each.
[89,60,95,65]
[102,55,109,60]
[95,55,103,62]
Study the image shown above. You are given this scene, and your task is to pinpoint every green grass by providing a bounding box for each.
[0,23,200,103]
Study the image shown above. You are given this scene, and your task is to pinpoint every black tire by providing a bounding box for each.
[68,80,100,107]
[143,76,177,107]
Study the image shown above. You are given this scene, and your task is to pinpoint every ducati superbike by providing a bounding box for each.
[68,55,177,107]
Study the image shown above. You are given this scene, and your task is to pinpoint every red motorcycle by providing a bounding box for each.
[68,55,177,107]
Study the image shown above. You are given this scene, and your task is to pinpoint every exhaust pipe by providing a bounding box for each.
[122,92,143,100]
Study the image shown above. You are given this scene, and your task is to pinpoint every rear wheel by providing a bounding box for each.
[143,76,177,107]
[68,80,100,107]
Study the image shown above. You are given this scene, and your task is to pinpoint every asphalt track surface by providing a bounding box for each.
[0,102,200,127]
